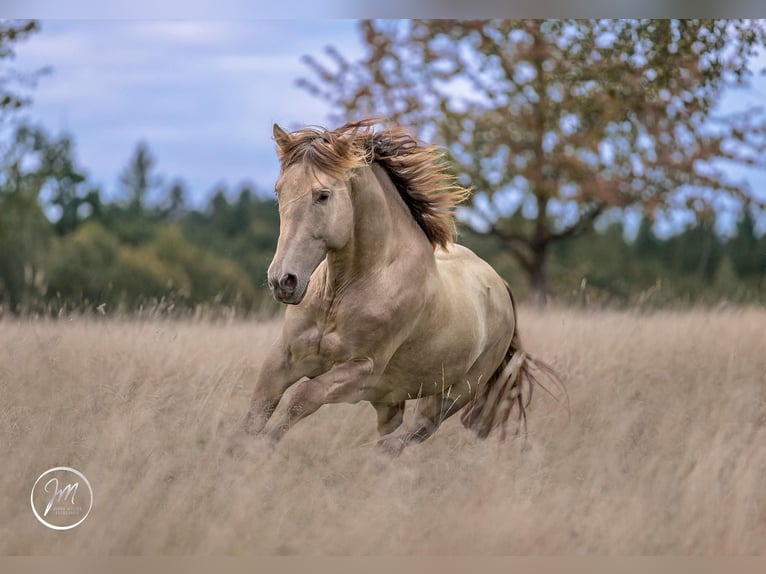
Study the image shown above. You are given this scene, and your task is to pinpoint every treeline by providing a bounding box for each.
[0,123,281,317]
[1,123,765,317]
[465,213,766,307]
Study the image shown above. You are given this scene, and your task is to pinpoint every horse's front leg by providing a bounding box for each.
[239,340,317,437]
[227,343,315,456]
[264,357,375,444]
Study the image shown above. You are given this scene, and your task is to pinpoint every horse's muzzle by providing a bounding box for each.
[268,273,305,305]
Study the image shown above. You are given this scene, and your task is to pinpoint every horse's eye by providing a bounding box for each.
[313,189,331,204]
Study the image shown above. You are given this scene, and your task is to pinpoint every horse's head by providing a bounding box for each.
[267,123,355,305]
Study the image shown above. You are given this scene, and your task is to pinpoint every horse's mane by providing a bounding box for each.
[275,118,470,249]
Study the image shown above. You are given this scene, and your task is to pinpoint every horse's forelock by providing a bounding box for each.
[278,125,364,181]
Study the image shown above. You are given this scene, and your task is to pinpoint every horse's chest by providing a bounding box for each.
[288,325,348,367]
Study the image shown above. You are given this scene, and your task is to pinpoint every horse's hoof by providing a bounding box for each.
[226,426,265,457]
[225,432,249,459]
[376,436,405,457]
[226,429,280,460]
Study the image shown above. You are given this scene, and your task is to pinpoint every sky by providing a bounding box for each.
[7,19,766,235]
[10,20,363,206]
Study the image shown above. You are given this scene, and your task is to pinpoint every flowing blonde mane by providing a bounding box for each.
[276,118,470,249]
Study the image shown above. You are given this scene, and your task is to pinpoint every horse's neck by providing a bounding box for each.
[325,164,431,289]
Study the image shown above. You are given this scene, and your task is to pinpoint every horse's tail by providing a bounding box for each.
[460,284,566,440]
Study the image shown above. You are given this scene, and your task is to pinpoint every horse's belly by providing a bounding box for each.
[379,345,470,401]
[377,291,513,401]
[375,244,514,401]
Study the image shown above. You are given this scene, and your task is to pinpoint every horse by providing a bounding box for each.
[236,118,561,455]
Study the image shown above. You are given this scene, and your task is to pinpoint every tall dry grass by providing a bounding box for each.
[2,307,765,554]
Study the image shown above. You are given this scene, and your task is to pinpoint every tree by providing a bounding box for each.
[162,178,188,220]
[0,126,54,311]
[0,20,43,124]
[728,207,765,278]
[0,20,53,313]
[671,216,722,281]
[33,127,96,234]
[119,141,161,213]
[299,20,766,302]
[0,124,100,235]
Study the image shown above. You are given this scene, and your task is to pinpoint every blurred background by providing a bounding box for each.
[1,19,765,316]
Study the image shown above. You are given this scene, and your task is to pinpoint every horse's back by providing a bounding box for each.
[435,243,512,308]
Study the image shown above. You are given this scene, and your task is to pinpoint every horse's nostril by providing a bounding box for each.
[279,273,297,292]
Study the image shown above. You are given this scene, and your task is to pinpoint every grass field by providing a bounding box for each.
[2,306,765,554]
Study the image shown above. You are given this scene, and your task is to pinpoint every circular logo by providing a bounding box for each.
[30,467,93,530]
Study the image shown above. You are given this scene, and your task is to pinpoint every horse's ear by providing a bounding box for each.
[273,123,292,152]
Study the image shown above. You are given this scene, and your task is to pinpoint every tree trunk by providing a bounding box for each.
[485,228,550,307]
[697,227,713,280]
[529,243,549,307]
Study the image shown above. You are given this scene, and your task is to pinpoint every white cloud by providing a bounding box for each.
[9,20,364,201]
[14,27,89,62]
[214,53,306,73]
[129,21,245,46]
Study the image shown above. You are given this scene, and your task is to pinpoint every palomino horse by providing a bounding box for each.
[238,119,560,455]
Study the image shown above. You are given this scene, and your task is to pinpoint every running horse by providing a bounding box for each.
[236,118,560,455]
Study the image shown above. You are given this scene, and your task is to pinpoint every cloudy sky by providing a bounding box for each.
[11,20,363,205]
[8,19,766,233]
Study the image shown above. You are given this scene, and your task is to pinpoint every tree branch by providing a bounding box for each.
[549,203,606,241]
[486,227,535,272]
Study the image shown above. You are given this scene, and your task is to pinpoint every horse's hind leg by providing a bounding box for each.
[376,383,473,456]
[372,402,405,436]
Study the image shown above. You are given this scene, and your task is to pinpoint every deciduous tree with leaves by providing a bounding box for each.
[0,20,43,121]
[0,20,50,311]
[300,19,766,302]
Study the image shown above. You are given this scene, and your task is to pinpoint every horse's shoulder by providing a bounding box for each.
[435,242,508,297]
[435,243,495,275]
[434,242,476,260]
